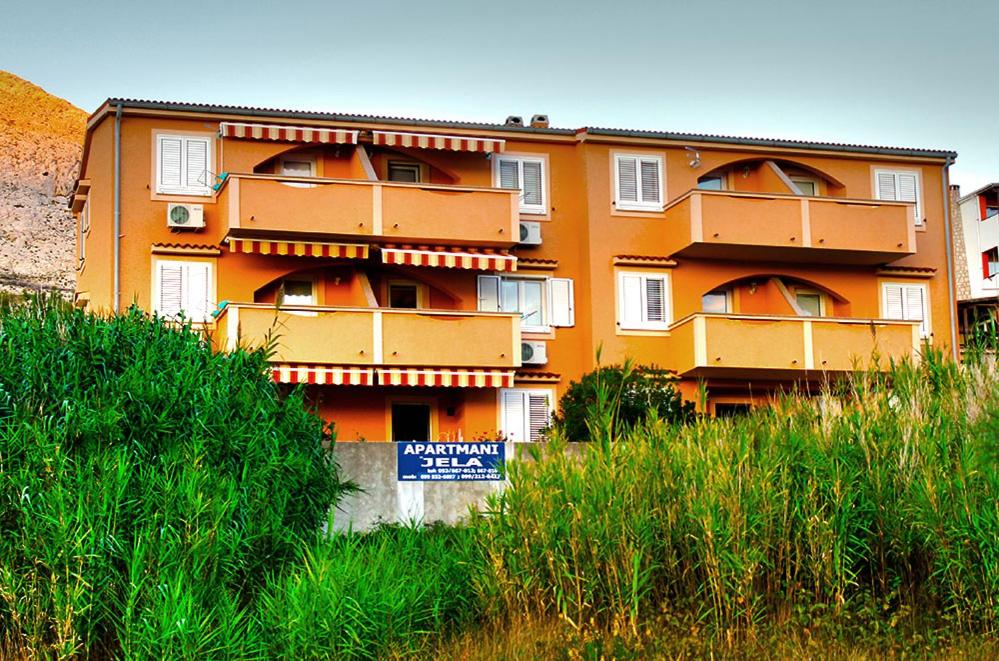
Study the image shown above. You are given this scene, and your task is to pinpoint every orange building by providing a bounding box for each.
[71,101,958,439]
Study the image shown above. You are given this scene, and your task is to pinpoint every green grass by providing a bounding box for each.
[475,349,999,642]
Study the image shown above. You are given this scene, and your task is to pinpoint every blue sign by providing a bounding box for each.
[397,442,506,481]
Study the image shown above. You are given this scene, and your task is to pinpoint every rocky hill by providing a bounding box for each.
[0,70,86,293]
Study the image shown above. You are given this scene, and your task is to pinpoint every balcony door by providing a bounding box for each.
[391,402,432,442]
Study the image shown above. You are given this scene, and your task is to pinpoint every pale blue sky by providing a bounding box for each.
[3,0,996,190]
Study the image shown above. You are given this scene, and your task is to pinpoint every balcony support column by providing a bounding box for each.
[800,199,812,247]
[693,315,708,367]
[690,193,703,242]
[372,185,383,235]
[227,306,239,352]
[802,320,815,369]
[372,310,383,363]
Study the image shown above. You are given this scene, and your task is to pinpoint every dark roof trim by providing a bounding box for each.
[581,127,956,159]
[100,98,573,136]
[96,98,957,159]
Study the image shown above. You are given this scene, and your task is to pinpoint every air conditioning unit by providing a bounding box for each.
[519,221,542,245]
[521,341,548,366]
[167,203,205,229]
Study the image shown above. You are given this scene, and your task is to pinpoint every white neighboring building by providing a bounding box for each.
[956,184,999,342]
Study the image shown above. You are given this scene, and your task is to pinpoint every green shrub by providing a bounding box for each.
[0,297,350,658]
[551,362,695,441]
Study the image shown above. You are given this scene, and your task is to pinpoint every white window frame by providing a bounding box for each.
[155,134,214,196]
[499,388,554,443]
[873,168,922,226]
[881,282,930,338]
[152,259,215,323]
[794,288,826,317]
[790,176,820,197]
[701,288,732,314]
[387,161,422,183]
[493,154,547,215]
[614,153,664,212]
[616,270,672,331]
[478,275,574,332]
[696,174,726,191]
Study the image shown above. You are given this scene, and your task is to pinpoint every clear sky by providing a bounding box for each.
[3,0,996,191]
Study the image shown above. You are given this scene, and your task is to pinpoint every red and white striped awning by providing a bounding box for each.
[220,122,359,145]
[377,368,515,388]
[372,130,504,153]
[227,238,369,259]
[380,247,516,272]
[272,365,374,385]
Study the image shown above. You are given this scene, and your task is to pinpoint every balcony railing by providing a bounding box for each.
[214,303,521,368]
[215,174,520,247]
[667,313,921,378]
[662,190,917,264]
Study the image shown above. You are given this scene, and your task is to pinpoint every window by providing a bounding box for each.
[615,154,663,211]
[983,247,999,280]
[389,282,420,309]
[500,389,552,442]
[280,280,314,306]
[494,155,546,214]
[154,260,213,322]
[477,275,574,331]
[874,169,921,224]
[795,290,823,317]
[156,134,212,196]
[982,196,999,220]
[617,272,670,330]
[882,282,929,337]
[388,161,421,183]
[988,206,999,220]
[702,289,730,314]
[790,177,819,196]
[697,175,724,191]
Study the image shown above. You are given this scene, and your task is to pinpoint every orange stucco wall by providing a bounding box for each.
[73,104,956,435]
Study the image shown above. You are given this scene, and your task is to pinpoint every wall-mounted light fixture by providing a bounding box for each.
[685,146,701,168]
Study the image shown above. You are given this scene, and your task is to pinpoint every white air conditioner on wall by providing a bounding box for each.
[519,221,542,245]
[167,203,205,229]
[521,341,548,365]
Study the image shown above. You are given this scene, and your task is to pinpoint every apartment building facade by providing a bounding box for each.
[71,100,957,440]
[954,183,999,342]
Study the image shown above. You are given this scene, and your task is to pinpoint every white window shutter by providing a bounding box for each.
[159,137,183,190]
[185,138,210,189]
[640,159,661,204]
[522,160,544,207]
[502,390,527,443]
[158,263,184,318]
[883,284,904,320]
[619,273,644,328]
[548,278,574,327]
[498,159,519,191]
[897,173,920,222]
[876,172,897,201]
[185,262,211,322]
[477,275,501,312]
[903,285,927,336]
[617,156,638,203]
[528,393,550,442]
[644,277,665,323]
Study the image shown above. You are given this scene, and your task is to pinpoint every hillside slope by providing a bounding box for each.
[0,70,86,293]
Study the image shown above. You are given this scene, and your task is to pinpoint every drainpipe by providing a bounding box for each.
[113,102,123,313]
[941,154,958,358]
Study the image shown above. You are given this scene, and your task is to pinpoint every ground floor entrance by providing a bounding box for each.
[390,402,432,441]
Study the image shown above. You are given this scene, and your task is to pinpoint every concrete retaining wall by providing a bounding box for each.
[332,442,541,531]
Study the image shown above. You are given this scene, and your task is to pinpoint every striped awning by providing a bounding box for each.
[220,122,359,145]
[380,248,516,272]
[227,238,369,259]
[372,130,504,153]
[378,368,515,388]
[272,365,374,385]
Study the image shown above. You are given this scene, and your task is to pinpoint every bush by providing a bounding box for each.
[552,363,695,441]
[0,297,350,657]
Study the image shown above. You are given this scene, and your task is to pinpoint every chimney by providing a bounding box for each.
[504,115,524,127]
[530,114,549,128]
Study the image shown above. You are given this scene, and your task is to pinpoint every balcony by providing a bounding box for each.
[662,190,917,264]
[214,303,521,369]
[668,313,921,379]
[216,174,520,248]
